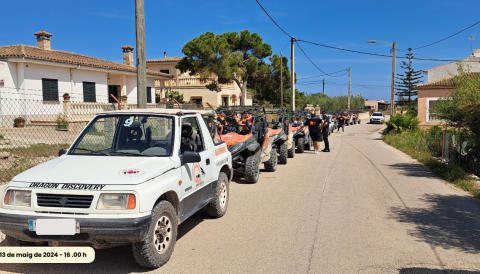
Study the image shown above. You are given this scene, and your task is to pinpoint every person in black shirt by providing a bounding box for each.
[321,111,330,152]
[303,116,323,154]
[337,112,346,133]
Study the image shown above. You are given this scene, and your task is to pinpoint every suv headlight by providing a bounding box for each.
[4,190,31,207]
[97,193,136,210]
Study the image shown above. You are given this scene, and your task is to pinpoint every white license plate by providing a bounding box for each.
[34,219,76,235]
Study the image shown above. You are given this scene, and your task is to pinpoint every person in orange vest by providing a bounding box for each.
[216,111,226,135]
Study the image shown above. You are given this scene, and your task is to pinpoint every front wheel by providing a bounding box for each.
[132,201,178,269]
[264,147,278,172]
[296,137,305,153]
[278,143,288,164]
[206,172,229,218]
[304,136,312,151]
[288,144,295,158]
[245,154,260,183]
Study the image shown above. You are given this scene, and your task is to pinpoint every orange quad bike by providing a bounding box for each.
[287,111,313,158]
[215,106,269,183]
[262,108,290,169]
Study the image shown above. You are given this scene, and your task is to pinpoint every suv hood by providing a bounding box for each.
[12,155,175,185]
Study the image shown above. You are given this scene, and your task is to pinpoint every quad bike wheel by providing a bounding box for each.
[296,137,305,153]
[245,154,260,183]
[264,147,278,172]
[278,143,288,164]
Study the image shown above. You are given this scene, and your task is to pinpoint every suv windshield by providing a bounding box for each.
[372,113,383,116]
[70,115,174,157]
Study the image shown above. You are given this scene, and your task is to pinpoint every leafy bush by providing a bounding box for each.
[425,126,443,157]
[405,109,418,117]
[166,90,184,103]
[383,114,420,134]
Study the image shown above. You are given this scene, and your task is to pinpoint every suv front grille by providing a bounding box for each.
[36,194,94,209]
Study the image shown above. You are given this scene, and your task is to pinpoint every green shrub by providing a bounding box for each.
[383,113,420,135]
[425,126,443,157]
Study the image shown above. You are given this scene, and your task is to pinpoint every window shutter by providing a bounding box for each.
[147,87,152,103]
[42,79,59,101]
[83,82,96,103]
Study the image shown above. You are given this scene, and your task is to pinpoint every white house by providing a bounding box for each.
[423,49,480,82]
[0,30,173,124]
[146,53,253,107]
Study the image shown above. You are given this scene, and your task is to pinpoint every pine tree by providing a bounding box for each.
[395,48,424,110]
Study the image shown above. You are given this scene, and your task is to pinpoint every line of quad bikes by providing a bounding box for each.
[202,106,354,184]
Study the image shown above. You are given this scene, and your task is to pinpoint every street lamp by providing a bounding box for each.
[367,40,396,116]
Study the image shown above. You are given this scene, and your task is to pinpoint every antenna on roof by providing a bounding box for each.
[469,35,475,55]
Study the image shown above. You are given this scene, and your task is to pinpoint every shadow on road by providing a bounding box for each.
[390,194,480,254]
[386,162,438,179]
[399,267,480,274]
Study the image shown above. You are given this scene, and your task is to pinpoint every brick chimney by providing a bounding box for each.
[34,30,53,50]
[121,45,135,66]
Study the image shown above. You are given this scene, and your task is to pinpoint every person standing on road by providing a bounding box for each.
[302,115,323,154]
[337,112,346,133]
[321,111,330,152]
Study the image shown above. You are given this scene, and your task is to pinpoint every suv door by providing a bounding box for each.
[178,116,213,220]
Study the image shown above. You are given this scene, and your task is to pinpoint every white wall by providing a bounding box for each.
[426,58,480,82]
[0,61,18,99]
[147,63,179,78]
[71,70,108,103]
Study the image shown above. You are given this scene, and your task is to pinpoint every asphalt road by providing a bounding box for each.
[1,122,480,274]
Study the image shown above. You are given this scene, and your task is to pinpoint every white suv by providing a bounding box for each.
[370,112,385,124]
[0,109,232,268]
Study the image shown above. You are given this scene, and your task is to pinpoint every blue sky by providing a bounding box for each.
[2,0,479,101]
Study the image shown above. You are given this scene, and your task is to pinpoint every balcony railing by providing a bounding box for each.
[162,77,219,87]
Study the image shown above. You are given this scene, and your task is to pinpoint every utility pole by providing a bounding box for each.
[291,37,295,111]
[280,51,283,108]
[135,0,147,108]
[348,67,351,110]
[322,79,325,96]
[391,42,396,115]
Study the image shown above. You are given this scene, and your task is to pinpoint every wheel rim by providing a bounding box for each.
[219,181,228,210]
[153,214,173,254]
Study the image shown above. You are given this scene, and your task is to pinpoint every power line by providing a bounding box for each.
[412,19,480,50]
[255,0,291,38]
[281,39,290,52]
[297,69,349,80]
[296,39,476,62]
[295,40,349,77]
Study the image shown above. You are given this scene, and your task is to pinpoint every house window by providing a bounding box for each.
[222,96,229,106]
[147,87,152,103]
[426,98,443,122]
[42,78,59,101]
[191,97,202,105]
[160,69,170,74]
[83,82,96,103]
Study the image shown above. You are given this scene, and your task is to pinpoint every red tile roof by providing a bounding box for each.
[34,30,53,37]
[417,72,480,88]
[146,57,181,63]
[0,44,172,78]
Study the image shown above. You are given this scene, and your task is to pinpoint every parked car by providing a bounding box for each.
[370,112,386,123]
[0,109,233,269]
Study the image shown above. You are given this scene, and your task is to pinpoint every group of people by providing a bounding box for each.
[302,111,330,154]
[216,111,252,135]
[331,111,359,133]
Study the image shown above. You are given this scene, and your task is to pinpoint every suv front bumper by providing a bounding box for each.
[0,212,151,244]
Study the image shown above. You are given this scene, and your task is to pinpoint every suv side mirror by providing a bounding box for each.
[180,151,201,165]
[59,148,68,156]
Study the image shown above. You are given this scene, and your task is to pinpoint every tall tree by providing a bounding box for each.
[176,30,272,105]
[249,54,292,106]
[395,48,424,109]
